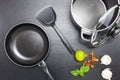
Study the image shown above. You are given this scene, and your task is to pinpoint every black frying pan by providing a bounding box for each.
[4,23,54,80]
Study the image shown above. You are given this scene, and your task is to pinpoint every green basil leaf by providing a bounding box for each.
[84,66,90,72]
[71,69,80,76]
[80,65,90,73]
[80,65,85,73]
[80,72,84,77]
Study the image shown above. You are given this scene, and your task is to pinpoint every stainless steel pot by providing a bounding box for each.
[71,0,120,47]
[71,0,106,41]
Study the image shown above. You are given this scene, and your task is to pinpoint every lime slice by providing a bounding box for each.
[75,50,85,62]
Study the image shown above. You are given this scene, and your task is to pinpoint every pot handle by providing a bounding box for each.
[91,23,111,47]
[91,27,109,47]
[81,29,91,41]
[38,60,54,80]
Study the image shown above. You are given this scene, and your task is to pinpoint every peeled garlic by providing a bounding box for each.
[101,55,112,65]
[101,68,112,80]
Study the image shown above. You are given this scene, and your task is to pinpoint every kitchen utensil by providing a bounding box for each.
[91,4,120,47]
[5,23,54,80]
[71,0,106,41]
[36,6,75,55]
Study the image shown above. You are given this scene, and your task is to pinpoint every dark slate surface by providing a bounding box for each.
[0,0,120,80]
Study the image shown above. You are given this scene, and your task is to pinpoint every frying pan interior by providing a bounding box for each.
[5,23,49,66]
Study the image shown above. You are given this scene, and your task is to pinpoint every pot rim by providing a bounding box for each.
[71,0,120,32]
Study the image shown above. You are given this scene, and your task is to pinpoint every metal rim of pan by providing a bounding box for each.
[4,23,51,67]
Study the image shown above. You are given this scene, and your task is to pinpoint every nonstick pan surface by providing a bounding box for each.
[5,23,49,66]
[5,23,54,80]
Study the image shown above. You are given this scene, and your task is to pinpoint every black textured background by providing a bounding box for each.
[0,0,120,80]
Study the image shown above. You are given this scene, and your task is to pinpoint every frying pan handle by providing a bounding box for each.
[81,29,91,41]
[38,60,54,80]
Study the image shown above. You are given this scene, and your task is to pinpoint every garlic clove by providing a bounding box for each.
[100,55,112,65]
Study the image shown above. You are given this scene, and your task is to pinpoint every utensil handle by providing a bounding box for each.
[38,60,54,80]
[53,24,75,54]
